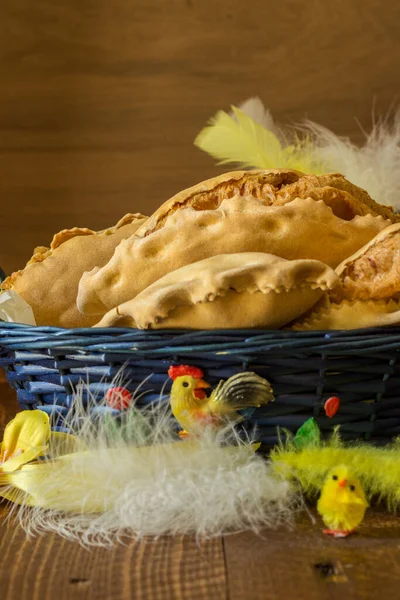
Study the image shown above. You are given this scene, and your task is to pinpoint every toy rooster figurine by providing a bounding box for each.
[317,465,368,538]
[168,365,274,436]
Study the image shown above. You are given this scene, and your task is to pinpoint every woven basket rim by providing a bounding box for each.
[1,321,400,336]
[1,321,400,356]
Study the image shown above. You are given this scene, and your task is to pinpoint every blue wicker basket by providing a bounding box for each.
[1,321,400,446]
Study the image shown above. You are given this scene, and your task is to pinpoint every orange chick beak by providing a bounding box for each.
[338,479,347,488]
[193,379,210,399]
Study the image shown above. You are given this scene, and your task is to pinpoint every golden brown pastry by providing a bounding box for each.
[291,223,400,331]
[95,252,339,330]
[139,169,397,235]
[2,213,147,328]
[291,299,400,331]
[331,223,400,303]
[77,170,391,318]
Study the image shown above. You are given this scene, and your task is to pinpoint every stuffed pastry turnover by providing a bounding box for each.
[95,252,339,330]
[1,213,147,328]
[78,170,390,318]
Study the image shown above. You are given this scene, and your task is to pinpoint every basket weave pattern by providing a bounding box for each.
[1,323,400,445]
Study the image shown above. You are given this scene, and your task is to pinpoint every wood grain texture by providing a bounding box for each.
[1,0,400,273]
[224,510,400,600]
[0,516,226,600]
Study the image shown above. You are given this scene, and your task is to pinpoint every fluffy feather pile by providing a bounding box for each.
[270,430,400,511]
[1,379,298,546]
[195,97,400,210]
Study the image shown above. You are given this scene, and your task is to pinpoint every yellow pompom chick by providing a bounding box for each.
[317,465,368,538]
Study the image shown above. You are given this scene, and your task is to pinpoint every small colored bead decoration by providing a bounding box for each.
[105,387,133,410]
[324,396,341,418]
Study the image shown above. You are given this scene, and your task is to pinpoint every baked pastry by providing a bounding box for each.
[140,170,397,232]
[291,299,400,331]
[1,213,147,328]
[331,223,400,303]
[292,223,400,331]
[77,170,391,318]
[95,252,339,330]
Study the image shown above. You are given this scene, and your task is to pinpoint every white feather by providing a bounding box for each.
[236,96,282,138]
[236,97,400,211]
[4,376,298,546]
[302,113,400,210]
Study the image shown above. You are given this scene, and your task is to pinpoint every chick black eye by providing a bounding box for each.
[350,485,355,491]
[182,382,189,388]
[332,475,338,480]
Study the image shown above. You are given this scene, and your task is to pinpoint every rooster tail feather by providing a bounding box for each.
[210,372,274,412]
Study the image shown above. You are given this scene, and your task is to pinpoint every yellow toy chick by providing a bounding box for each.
[317,465,368,538]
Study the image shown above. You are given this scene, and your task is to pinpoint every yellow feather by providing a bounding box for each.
[271,435,400,511]
[194,106,327,174]
[195,107,283,169]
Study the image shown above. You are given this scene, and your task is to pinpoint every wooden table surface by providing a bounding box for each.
[1,376,400,600]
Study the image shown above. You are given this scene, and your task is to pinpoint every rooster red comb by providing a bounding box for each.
[168,365,204,380]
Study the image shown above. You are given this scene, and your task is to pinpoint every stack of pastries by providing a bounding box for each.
[3,169,400,331]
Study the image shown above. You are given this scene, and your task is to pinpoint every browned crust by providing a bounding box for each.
[2,270,28,290]
[50,227,96,250]
[274,173,397,221]
[332,223,400,302]
[114,213,146,229]
[135,169,397,238]
[1,213,147,291]
[136,170,303,236]
[27,246,52,265]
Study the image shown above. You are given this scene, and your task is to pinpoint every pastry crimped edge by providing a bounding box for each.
[77,168,395,318]
[0,213,148,328]
[291,298,400,331]
[135,169,398,239]
[95,252,339,330]
[2,213,147,291]
[77,193,390,318]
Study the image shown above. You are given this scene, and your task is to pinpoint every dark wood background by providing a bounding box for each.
[1,0,400,274]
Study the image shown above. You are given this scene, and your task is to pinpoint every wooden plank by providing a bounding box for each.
[1,0,400,273]
[0,513,226,600]
[224,509,400,600]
